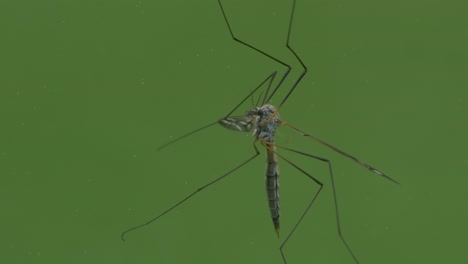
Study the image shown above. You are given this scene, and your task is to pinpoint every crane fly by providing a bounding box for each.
[121,0,399,263]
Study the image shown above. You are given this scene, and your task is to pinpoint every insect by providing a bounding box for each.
[122,0,399,263]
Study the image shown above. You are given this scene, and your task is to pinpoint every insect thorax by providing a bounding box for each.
[248,104,281,142]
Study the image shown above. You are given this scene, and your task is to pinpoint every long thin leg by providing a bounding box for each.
[283,122,400,184]
[218,0,291,105]
[160,0,301,150]
[270,0,308,110]
[158,71,276,150]
[273,143,360,263]
[121,143,261,241]
[259,0,308,128]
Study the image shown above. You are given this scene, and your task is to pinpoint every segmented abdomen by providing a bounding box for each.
[265,147,280,235]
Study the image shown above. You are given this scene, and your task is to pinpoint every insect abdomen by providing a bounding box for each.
[265,147,280,235]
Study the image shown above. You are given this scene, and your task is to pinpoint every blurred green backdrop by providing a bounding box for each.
[1,0,467,263]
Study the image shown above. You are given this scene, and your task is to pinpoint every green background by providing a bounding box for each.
[1,0,467,263]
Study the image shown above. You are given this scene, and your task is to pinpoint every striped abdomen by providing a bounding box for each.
[265,146,280,235]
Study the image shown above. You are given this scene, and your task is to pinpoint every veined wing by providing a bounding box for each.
[219,116,254,132]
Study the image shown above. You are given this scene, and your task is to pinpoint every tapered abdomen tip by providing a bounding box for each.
[274,223,280,238]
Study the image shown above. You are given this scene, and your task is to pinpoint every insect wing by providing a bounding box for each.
[219,116,254,132]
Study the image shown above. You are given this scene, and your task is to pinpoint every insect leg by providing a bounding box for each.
[273,143,360,263]
[218,0,291,105]
[271,0,308,110]
[158,71,276,150]
[283,122,399,184]
[121,142,260,241]
[261,142,327,263]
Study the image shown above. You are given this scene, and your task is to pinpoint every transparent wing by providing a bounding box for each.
[218,116,254,132]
